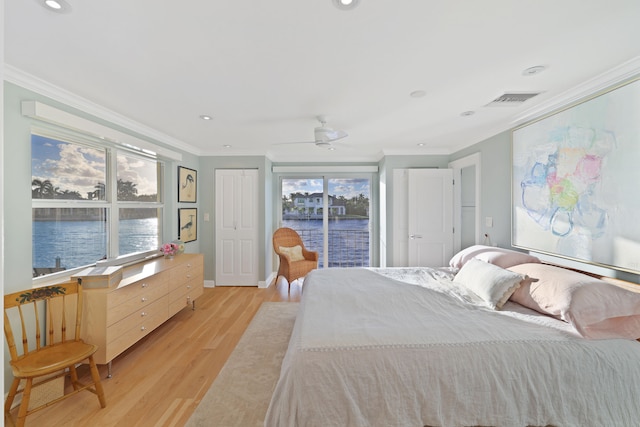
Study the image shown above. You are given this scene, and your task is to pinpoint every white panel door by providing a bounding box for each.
[407,169,454,267]
[215,169,259,286]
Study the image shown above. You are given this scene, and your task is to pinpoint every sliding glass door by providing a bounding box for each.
[326,178,370,267]
[280,176,371,268]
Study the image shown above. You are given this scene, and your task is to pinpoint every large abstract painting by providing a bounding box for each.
[512,78,640,274]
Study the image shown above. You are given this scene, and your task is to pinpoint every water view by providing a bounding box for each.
[33,218,158,275]
[282,218,370,268]
[34,218,369,277]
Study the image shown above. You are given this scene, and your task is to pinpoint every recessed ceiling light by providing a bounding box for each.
[522,65,547,76]
[332,0,360,10]
[461,111,475,117]
[223,144,231,149]
[417,143,425,147]
[410,90,426,98]
[199,115,213,121]
[41,0,71,12]
[45,0,62,8]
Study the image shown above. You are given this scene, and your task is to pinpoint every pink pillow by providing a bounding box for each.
[508,263,640,340]
[449,245,540,269]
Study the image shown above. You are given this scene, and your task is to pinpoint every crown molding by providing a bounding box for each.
[512,56,640,126]
[23,100,183,161]
[4,64,205,157]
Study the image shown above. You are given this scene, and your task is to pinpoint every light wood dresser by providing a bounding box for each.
[80,253,204,376]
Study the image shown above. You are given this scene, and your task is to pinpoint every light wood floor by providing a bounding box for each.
[7,278,302,427]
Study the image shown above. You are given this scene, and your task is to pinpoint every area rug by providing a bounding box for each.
[185,302,299,427]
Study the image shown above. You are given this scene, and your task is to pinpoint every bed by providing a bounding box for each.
[264,246,640,427]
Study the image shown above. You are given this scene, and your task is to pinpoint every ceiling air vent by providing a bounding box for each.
[485,92,541,107]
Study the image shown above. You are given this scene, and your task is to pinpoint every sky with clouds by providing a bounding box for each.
[32,134,368,201]
[32,134,158,197]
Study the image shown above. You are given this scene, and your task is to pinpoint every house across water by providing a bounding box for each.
[283,193,347,219]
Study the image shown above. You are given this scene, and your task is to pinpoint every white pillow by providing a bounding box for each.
[454,258,526,310]
[279,245,305,262]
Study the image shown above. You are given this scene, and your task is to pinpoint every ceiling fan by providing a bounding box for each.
[276,115,348,148]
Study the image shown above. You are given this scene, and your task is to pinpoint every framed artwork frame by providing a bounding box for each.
[179,208,197,243]
[178,166,197,202]
[512,77,640,274]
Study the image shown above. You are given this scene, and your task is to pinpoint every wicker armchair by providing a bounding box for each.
[273,227,319,291]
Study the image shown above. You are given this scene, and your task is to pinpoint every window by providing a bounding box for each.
[31,132,163,278]
[280,176,371,268]
[116,153,161,256]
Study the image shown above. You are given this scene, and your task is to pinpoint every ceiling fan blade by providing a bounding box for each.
[315,127,348,142]
[273,117,347,146]
[273,140,317,145]
[325,129,348,141]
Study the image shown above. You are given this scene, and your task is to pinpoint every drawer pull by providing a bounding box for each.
[186,274,192,279]
[141,283,148,288]
[186,296,191,303]
[141,297,148,302]
[187,263,192,267]
[141,312,147,317]
[141,326,146,331]
[187,285,191,289]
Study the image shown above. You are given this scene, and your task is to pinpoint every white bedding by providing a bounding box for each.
[265,267,640,427]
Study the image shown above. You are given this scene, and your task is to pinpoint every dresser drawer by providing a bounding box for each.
[108,272,168,309]
[105,295,168,362]
[168,276,204,316]
[106,297,168,345]
[82,253,204,366]
[106,281,168,326]
[169,274,203,301]
[169,258,203,291]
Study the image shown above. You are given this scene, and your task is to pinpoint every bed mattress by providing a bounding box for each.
[265,267,640,427]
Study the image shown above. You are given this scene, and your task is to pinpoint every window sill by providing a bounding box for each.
[32,250,161,288]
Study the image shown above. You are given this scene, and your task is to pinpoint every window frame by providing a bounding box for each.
[31,126,165,284]
[276,172,375,269]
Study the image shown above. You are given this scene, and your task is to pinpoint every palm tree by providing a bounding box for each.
[117,179,138,201]
[282,194,293,215]
[58,190,83,200]
[31,179,43,198]
[31,179,55,199]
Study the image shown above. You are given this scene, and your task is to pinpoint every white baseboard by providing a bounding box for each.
[205,274,275,289]
[259,272,277,288]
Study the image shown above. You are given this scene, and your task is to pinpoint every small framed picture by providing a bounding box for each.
[178,166,197,203]
[178,208,197,243]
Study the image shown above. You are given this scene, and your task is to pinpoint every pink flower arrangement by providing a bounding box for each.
[160,243,179,256]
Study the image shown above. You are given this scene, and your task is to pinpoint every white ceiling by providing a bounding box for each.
[5,0,640,162]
